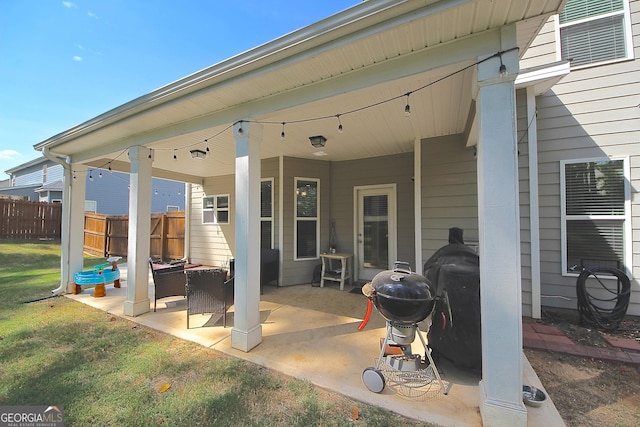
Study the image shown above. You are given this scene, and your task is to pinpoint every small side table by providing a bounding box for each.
[320,253,353,291]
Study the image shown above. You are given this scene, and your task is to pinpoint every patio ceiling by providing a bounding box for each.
[36,0,565,183]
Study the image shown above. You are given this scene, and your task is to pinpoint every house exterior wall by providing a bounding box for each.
[281,157,331,286]
[189,174,236,269]
[84,171,185,215]
[421,134,479,255]
[330,152,416,270]
[520,0,640,316]
[189,158,280,271]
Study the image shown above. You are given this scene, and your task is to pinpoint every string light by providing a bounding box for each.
[89,170,93,181]
[69,49,517,170]
[404,93,411,117]
[98,171,102,178]
[108,163,112,172]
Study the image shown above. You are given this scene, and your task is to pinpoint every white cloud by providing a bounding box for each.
[62,1,76,8]
[0,150,22,160]
[87,12,99,19]
[73,56,83,62]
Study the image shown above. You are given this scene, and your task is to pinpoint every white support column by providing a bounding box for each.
[231,121,263,352]
[476,27,527,427]
[66,164,87,293]
[123,146,152,317]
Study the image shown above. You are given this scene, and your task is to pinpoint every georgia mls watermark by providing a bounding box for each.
[0,406,64,427]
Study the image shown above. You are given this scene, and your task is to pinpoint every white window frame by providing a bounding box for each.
[261,178,274,249]
[166,205,180,212]
[294,177,320,261]
[560,157,631,277]
[42,164,47,184]
[202,194,230,224]
[555,0,634,69]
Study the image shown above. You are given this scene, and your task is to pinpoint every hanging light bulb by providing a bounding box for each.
[98,171,102,178]
[336,115,343,133]
[205,139,210,153]
[89,170,93,181]
[108,163,112,172]
[173,149,177,160]
[148,149,152,159]
[155,188,158,195]
[281,122,286,140]
[404,93,411,117]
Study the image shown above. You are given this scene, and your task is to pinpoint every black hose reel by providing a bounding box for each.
[576,266,631,331]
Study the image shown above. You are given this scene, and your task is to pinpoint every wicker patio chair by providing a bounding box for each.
[149,259,187,312]
[185,268,234,328]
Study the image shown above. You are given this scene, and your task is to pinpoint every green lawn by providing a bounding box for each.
[0,240,430,427]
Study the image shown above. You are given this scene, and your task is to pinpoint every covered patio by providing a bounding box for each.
[67,268,565,426]
[35,1,570,424]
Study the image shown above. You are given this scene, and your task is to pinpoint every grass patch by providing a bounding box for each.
[0,240,433,426]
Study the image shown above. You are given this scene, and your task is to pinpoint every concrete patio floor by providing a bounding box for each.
[66,266,565,427]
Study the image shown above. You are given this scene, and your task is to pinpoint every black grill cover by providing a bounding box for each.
[423,227,481,371]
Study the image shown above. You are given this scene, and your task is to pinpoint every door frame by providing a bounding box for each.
[353,184,397,281]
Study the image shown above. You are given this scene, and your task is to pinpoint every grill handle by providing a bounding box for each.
[392,261,412,275]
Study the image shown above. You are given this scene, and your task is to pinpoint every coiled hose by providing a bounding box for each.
[576,266,631,331]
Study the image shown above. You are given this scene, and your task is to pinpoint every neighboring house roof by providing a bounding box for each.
[5,156,48,175]
[35,180,64,193]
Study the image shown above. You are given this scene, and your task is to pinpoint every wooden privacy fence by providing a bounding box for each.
[84,212,185,260]
[0,199,62,240]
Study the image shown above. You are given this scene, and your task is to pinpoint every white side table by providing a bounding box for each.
[320,253,353,290]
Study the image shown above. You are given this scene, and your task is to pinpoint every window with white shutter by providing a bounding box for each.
[557,0,633,68]
[295,178,319,260]
[261,178,273,249]
[561,158,629,274]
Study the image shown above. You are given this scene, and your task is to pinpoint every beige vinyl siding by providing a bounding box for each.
[421,134,478,257]
[189,157,281,270]
[330,153,416,270]
[520,17,558,69]
[534,0,640,315]
[190,174,235,268]
[419,105,534,316]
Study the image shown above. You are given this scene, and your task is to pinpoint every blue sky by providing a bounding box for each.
[0,0,359,178]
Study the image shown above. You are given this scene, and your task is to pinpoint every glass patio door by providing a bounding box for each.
[355,185,397,281]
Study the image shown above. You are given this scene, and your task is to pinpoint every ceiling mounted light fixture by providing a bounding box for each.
[309,135,327,148]
[189,149,207,159]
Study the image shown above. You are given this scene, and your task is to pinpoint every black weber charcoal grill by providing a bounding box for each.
[358,262,447,397]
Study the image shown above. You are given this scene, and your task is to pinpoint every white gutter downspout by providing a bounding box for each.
[414,137,422,273]
[526,87,542,319]
[184,183,192,262]
[42,147,71,295]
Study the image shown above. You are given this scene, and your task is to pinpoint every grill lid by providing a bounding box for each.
[369,262,436,324]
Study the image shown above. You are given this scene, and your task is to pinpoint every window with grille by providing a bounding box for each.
[295,178,319,260]
[561,158,629,274]
[202,195,229,224]
[558,0,633,68]
[261,179,273,249]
